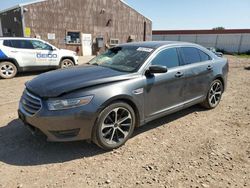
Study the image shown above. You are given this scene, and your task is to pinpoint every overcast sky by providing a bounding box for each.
[1,0,250,30]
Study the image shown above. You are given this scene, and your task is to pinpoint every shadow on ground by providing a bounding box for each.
[0,105,205,166]
[244,66,250,70]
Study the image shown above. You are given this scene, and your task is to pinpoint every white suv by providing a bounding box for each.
[0,38,78,79]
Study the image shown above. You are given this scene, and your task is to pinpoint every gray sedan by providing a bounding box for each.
[18,41,228,150]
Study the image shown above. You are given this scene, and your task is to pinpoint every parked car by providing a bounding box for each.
[18,41,228,150]
[0,37,78,79]
[207,47,223,57]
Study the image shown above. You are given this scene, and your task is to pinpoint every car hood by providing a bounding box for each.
[26,65,138,98]
[59,49,76,56]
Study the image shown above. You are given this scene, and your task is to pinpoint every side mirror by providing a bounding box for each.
[146,65,168,75]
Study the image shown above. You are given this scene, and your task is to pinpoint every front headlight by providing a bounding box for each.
[47,96,93,111]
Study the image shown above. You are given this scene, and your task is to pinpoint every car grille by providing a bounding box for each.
[21,90,42,116]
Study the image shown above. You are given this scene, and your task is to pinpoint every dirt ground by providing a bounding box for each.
[0,56,249,188]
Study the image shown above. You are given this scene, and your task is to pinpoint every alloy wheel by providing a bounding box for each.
[101,107,133,145]
[208,81,223,108]
[0,62,17,79]
[61,60,74,68]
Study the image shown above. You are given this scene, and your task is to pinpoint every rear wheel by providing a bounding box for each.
[60,59,74,69]
[0,61,17,79]
[92,102,136,150]
[201,79,223,109]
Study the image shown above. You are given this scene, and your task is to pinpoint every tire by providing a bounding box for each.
[0,61,17,79]
[92,102,136,150]
[60,59,74,69]
[201,79,224,109]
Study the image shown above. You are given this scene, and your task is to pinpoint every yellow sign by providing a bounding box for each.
[25,27,31,37]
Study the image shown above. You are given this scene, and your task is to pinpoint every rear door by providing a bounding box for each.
[9,40,37,67]
[179,47,214,102]
[144,47,186,118]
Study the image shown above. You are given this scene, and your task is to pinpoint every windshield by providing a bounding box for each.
[88,46,153,72]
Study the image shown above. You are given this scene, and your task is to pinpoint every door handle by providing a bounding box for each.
[175,72,184,78]
[207,65,213,71]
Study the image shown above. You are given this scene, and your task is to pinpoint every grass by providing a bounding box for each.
[234,54,250,58]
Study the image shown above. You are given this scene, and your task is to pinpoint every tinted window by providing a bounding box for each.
[3,40,12,47]
[198,50,211,62]
[180,47,201,65]
[11,40,34,49]
[151,48,179,68]
[31,40,52,50]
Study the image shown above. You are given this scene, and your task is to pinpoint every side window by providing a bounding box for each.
[198,49,212,62]
[180,47,201,65]
[151,48,179,68]
[3,40,12,47]
[11,40,34,49]
[30,40,52,50]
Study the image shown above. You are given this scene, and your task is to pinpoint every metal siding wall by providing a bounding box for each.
[152,35,165,41]
[196,34,217,48]
[216,34,241,52]
[153,33,250,53]
[180,35,196,43]
[240,34,250,52]
[163,35,180,41]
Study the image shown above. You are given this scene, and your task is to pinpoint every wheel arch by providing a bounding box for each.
[214,75,225,92]
[0,58,20,71]
[60,56,76,65]
[98,95,142,128]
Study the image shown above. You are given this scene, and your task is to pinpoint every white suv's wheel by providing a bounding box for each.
[60,59,74,69]
[0,61,17,79]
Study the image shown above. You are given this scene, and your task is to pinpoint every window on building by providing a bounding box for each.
[180,47,201,65]
[66,31,81,44]
[151,48,180,68]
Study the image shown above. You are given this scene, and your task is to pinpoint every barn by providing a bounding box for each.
[0,0,152,55]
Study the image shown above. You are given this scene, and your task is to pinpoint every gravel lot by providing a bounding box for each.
[0,56,249,188]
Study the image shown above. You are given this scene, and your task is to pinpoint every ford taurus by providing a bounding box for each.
[18,41,228,150]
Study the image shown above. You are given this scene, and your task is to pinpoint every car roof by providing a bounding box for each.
[118,41,196,49]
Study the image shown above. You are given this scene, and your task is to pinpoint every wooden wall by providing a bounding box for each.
[23,0,152,55]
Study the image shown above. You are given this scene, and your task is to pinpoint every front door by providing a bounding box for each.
[30,40,59,66]
[144,47,185,119]
[81,33,92,56]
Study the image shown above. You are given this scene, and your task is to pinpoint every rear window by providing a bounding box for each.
[3,40,34,49]
[11,40,34,49]
[198,49,212,62]
[3,40,12,47]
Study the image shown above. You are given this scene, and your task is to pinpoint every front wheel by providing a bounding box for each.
[60,59,74,69]
[201,79,224,109]
[0,61,17,79]
[92,102,136,150]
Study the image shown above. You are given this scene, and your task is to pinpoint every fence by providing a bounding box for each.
[153,31,250,53]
